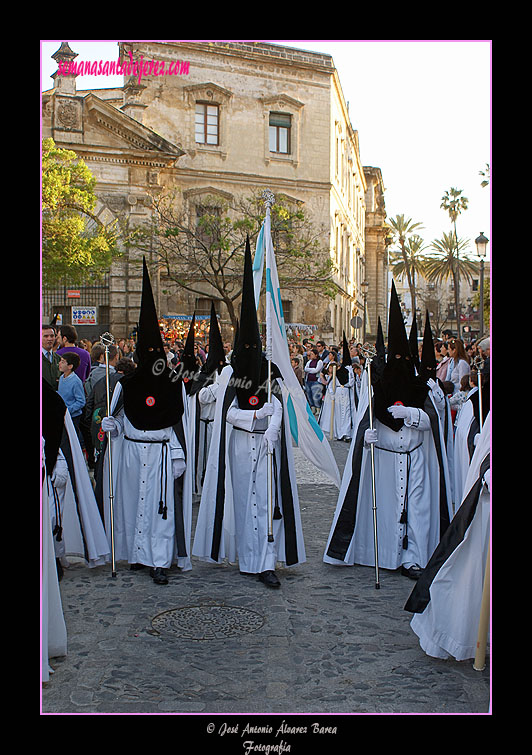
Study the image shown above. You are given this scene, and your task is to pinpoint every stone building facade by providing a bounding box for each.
[42,41,388,343]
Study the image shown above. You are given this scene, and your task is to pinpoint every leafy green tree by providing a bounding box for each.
[41,138,119,286]
[386,214,425,315]
[132,190,335,329]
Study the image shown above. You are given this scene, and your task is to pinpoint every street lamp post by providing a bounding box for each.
[475,232,488,340]
[361,280,369,342]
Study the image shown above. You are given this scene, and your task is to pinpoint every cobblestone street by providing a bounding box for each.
[42,439,490,721]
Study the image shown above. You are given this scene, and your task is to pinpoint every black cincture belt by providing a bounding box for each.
[233,427,266,434]
[124,436,170,519]
[375,442,422,549]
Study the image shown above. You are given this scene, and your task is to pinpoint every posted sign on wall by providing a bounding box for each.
[72,307,97,325]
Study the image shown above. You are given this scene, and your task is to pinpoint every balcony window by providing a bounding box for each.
[269,112,291,154]
[195,103,219,145]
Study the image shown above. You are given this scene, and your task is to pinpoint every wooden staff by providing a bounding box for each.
[361,343,380,589]
[100,332,117,577]
[329,362,337,441]
[473,537,490,671]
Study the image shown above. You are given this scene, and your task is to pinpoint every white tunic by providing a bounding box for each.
[103,383,192,571]
[324,374,447,573]
[318,367,356,440]
[193,369,306,573]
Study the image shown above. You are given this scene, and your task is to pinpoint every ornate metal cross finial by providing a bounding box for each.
[361,343,377,362]
[262,189,275,209]
[100,332,115,348]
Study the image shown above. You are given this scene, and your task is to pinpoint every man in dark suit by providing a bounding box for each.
[42,324,61,390]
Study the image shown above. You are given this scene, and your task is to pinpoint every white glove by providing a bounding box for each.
[255,402,274,419]
[427,378,437,390]
[172,458,186,478]
[387,404,409,420]
[101,416,119,437]
[264,424,280,453]
[473,433,480,447]
[51,459,69,489]
[364,428,378,446]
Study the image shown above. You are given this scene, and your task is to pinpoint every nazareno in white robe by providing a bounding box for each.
[192,366,306,574]
[406,412,490,660]
[318,366,356,440]
[324,371,453,572]
[101,381,193,571]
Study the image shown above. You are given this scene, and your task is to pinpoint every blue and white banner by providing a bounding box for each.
[254,208,341,487]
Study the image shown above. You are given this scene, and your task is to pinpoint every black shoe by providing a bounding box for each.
[150,567,169,585]
[401,565,423,580]
[258,570,281,588]
[130,563,146,571]
[56,558,64,582]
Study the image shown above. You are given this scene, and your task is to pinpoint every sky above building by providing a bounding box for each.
[41,39,492,261]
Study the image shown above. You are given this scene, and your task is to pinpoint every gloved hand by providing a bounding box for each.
[172,458,186,478]
[264,424,280,453]
[427,378,437,390]
[387,404,410,420]
[255,402,274,419]
[101,416,120,437]
[364,428,378,445]
[51,460,69,489]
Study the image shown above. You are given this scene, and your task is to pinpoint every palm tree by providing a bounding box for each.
[425,231,479,334]
[440,187,469,337]
[386,214,425,316]
[388,233,430,320]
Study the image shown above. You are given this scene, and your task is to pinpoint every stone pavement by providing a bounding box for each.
[41,439,490,719]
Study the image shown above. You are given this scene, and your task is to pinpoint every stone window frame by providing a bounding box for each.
[183,83,233,159]
[260,94,304,168]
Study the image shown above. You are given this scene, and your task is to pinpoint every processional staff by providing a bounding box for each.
[361,342,380,589]
[472,355,485,428]
[100,332,117,577]
[329,362,337,441]
[262,188,275,543]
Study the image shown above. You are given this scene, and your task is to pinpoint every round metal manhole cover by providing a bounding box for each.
[150,604,265,640]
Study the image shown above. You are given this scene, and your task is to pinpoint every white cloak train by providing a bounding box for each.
[324,373,453,571]
[406,413,490,660]
[453,387,480,510]
[42,445,67,683]
[50,409,110,568]
[192,366,306,573]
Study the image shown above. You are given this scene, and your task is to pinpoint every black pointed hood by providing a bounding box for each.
[387,280,410,360]
[409,315,420,371]
[180,312,198,395]
[373,317,387,379]
[336,332,351,385]
[202,301,226,377]
[189,303,227,396]
[231,236,265,409]
[372,280,428,431]
[121,257,184,430]
[419,311,437,383]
